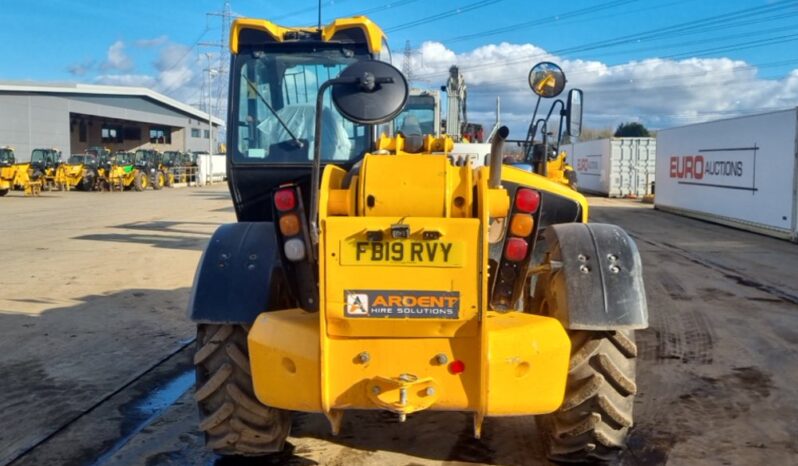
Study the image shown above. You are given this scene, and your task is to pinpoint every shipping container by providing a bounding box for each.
[563,137,656,197]
[655,108,798,242]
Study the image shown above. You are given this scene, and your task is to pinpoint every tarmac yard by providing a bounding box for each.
[2,187,798,465]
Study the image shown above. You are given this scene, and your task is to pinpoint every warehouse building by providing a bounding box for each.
[0,82,223,161]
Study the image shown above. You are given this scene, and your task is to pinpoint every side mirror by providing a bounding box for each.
[309,60,409,247]
[331,60,409,125]
[528,61,566,98]
[566,88,583,137]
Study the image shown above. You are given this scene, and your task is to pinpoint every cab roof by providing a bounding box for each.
[230,16,386,55]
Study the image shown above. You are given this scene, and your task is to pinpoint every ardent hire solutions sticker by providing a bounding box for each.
[344,290,460,319]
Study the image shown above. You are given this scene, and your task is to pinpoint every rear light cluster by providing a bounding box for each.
[492,188,541,309]
[274,187,307,262]
[503,188,539,262]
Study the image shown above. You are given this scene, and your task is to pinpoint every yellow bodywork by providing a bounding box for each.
[546,151,578,190]
[0,164,41,196]
[56,163,86,190]
[247,135,589,434]
[230,16,386,55]
[106,165,138,191]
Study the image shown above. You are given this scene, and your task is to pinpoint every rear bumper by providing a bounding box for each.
[248,309,570,417]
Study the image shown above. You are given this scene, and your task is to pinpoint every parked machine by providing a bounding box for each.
[133,149,165,190]
[1,146,41,196]
[188,16,647,464]
[0,146,17,196]
[104,151,143,191]
[29,148,63,191]
[60,154,100,191]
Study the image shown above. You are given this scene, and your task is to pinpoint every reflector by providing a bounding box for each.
[448,360,466,374]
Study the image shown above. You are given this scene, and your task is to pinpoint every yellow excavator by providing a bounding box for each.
[188,16,647,464]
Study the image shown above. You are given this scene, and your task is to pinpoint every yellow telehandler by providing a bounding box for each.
[1,147,41,196]
[188,17,647,464]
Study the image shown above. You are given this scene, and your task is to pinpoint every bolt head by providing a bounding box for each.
[425,387,436,396]
[435,353,448,365]
[358,352,370,363]
[371,385,381,395]
[579,264,590,273]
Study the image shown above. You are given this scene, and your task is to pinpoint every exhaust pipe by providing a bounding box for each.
[488,126,509,189]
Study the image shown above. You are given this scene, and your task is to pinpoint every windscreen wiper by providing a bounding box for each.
[242,75,304,149]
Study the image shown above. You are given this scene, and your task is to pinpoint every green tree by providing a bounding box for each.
[614,122,651,137]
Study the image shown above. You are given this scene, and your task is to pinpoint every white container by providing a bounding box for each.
[563,137,656,197]
[197,154,227,185]
[655,108,798,242]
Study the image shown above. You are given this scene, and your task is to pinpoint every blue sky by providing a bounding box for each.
[2,0,798,132]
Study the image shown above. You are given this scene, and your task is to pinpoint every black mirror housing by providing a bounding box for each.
[529,61,567,98]
[566,89,583,137]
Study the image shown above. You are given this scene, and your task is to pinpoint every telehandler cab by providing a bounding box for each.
[189,16,647,464]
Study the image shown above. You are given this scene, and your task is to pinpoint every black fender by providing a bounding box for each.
[188,222,288,324]
[540,223,648,330]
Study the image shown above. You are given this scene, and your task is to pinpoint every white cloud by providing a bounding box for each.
[411,40,798,135]
[135,35,169,48]
[94,74,157,87]
[102,40,134,72]
[67,59,95,76]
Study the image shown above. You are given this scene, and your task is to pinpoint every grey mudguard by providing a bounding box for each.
[543,223,648,330]
[188,222,284,324]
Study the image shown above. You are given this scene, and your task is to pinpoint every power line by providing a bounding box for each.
[384,0,505,33]
[412,0,798,80]
[441,0,642,45]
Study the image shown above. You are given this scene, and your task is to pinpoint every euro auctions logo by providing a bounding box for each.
[669,155,744,180]
[668,146,757,192]
[344,290,460,319]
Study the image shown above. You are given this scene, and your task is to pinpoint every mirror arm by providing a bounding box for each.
[539,121,549,177]
[522,95,542,161]
[309,74,396,249]
[309,79,339,251]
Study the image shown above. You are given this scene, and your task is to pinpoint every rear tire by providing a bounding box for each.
[538,330,637,463]
[0,188,8,197]
[195,324,291,456]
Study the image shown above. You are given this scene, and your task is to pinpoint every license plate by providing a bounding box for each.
[340,240,464,267]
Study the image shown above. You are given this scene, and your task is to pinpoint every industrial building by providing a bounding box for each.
[0,82,223,161]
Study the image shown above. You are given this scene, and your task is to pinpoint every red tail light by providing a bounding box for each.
[504,237,528,262]
[274,188,296,212]
[515,188,540,213]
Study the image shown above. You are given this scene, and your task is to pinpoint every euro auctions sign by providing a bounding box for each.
[655,108,798,235]
[668,147,757,192]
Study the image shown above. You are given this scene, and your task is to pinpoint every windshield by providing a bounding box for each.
[233,47,370,164]
[69,155,96,166]
[116,152,133,165]
[134,150,151,163]
[0,149,14,164]
[31,149,45,163]
[397,95,436,136]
